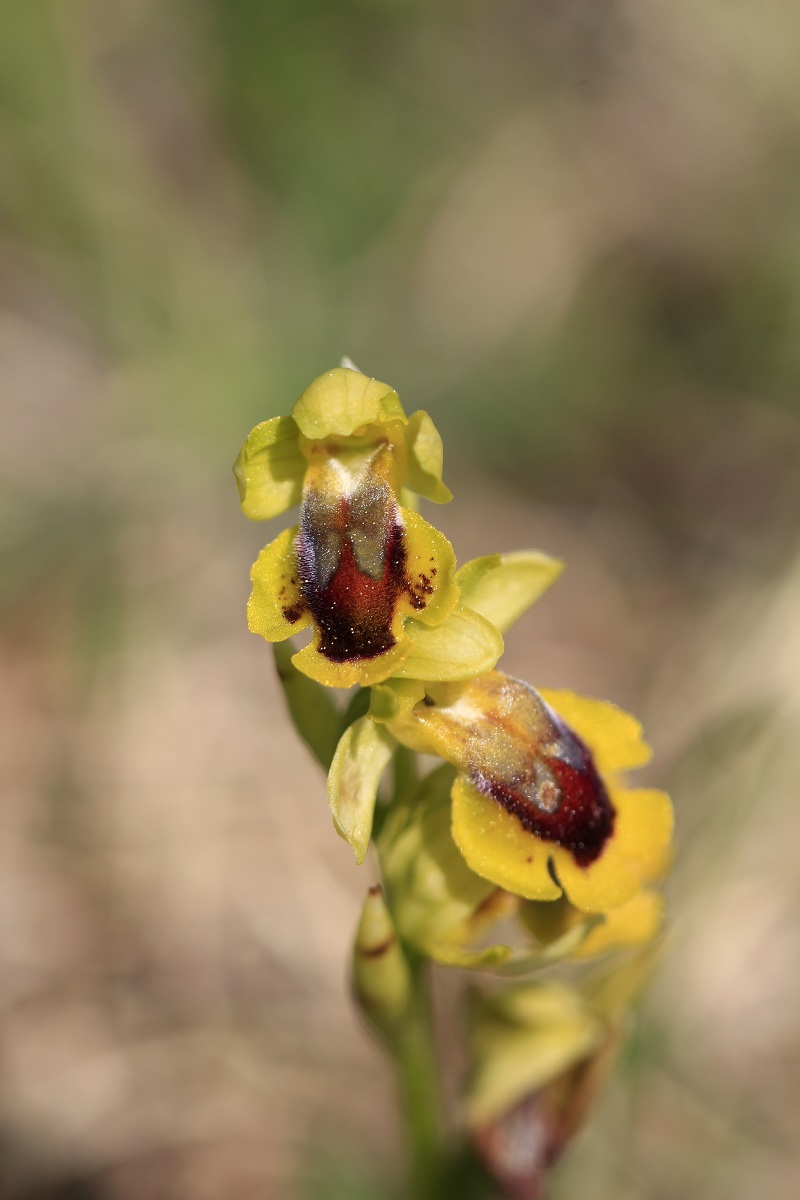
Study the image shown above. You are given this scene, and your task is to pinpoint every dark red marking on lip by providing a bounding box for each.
[293,488,434,662]
[471,731,615,867]
[282,602,305,625]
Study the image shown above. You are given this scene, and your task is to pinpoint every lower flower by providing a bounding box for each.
[374,672,673,915]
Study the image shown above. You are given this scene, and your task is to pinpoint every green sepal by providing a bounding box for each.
[456,551,564,635]
[394,605,504,681]
[328,716,396,864]
[234,415,305,520]
[272,642,341,769]
[291,367,405,439]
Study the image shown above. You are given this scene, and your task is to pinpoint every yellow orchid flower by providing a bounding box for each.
[374,671,673,916]
[234,365,503,686]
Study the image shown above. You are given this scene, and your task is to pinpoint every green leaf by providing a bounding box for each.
[456,551,564,635]
[291,367,404,439]
[328,717,396,863]
[273,642,341,769]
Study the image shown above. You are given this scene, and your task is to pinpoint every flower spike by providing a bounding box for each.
[237,360,674,1200]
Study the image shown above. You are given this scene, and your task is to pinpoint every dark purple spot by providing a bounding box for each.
[282,602,305,624]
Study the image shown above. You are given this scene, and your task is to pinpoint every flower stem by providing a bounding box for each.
[392,955,445,1199]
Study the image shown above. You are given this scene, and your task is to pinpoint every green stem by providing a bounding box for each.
[393,743,418,804]
[392,955,444,1199]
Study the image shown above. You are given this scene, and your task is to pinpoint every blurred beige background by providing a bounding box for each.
[2,2,800,1197]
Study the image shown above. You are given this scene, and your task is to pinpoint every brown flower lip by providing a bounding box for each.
[470,724,615,867]
[291,483,436,663]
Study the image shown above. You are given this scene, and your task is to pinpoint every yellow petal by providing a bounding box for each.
[291,636,407,688]
[451,778,562,902]
[457,551,564,635]
[328,717,396,864]
[537,689,652,776]
[572,891,664,958]
[404,410,453,503]
[613,786,674,883]
[234,416,305,520]
[395,606,504,682]
[247,527,311,642]
[551,787,673,913]
[291,367,405,439]
[550,841,639,914]
[288,484,454,682]
[400,509,459,627]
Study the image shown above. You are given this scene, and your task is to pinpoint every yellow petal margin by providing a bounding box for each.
[247,527,311,642]
[451,777,562,902]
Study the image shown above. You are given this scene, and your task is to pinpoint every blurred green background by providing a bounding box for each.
[2,1,799,1197]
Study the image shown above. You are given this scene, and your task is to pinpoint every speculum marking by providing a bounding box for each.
[470,725,615,866]
[294,475,432,662]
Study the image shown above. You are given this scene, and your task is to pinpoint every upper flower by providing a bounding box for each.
[234,366,503,687]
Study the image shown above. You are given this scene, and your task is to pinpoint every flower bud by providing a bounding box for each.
[352,885,412,1043]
